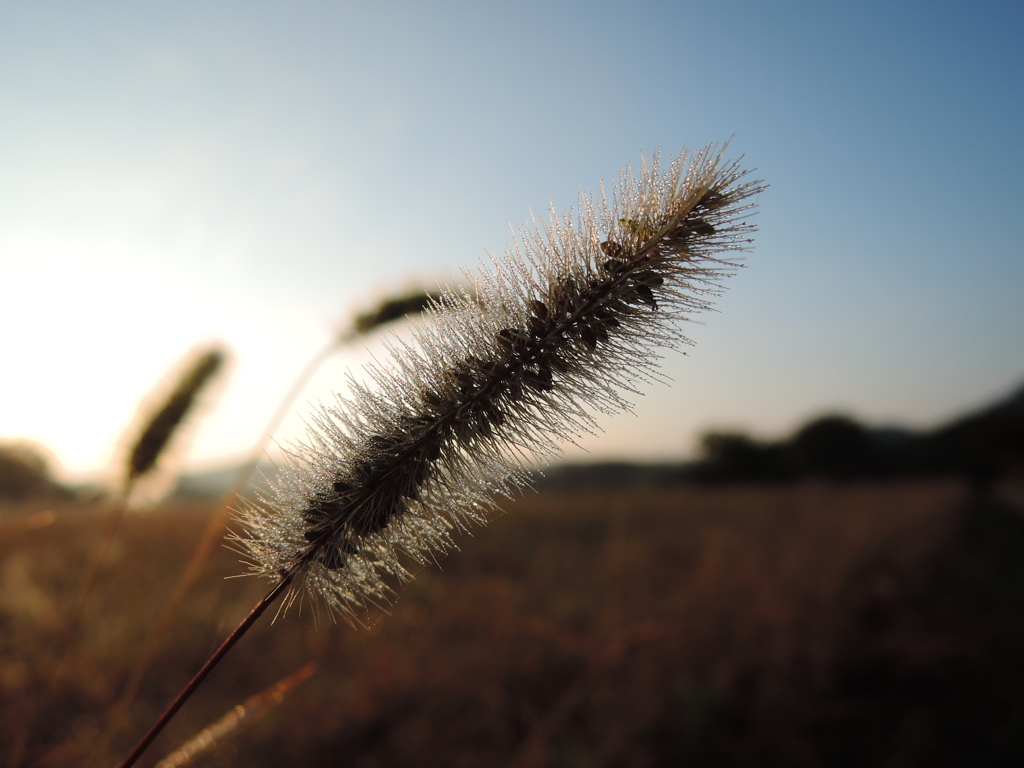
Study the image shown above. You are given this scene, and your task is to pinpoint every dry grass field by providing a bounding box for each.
[3,480,1023,767]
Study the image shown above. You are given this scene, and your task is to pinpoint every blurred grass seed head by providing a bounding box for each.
[123,346,228,507]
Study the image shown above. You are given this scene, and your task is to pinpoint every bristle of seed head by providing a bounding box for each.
[124,346,228,503]
[234,144,765,622]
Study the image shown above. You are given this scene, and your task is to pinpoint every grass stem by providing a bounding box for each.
[116,573,293,768]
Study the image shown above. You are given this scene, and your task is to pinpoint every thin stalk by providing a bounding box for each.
[116,574,293,768]
[154,663,316,768]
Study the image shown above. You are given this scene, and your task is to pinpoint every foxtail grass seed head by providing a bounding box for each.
[235,144,764,621]
[340,287,479,344]
[123,346,228,505]
[350,290,444,337]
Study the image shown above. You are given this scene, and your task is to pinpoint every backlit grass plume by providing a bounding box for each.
[235,144,764,620]
[118,143,763,768]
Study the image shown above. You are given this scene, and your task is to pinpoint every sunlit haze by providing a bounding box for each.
[2,1,1022,483]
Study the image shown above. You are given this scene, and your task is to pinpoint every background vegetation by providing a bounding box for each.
[4,467,1024,766]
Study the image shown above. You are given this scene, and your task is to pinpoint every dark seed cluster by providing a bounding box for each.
[297,416,437,571]
[296,225,683,571]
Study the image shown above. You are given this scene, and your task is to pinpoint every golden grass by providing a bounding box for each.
[0,481,963,767]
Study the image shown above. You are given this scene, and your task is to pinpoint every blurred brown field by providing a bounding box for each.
[4,480,1023,767]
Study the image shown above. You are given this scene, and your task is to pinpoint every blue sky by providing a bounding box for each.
[2,1,1022,481]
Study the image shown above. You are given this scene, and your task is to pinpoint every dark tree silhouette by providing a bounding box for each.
[0,442,69,502]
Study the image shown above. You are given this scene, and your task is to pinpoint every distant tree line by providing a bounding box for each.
[5,383,1024,501]
[0,442,73,503]
[691,383,1024,487]
[542,383,1024,490]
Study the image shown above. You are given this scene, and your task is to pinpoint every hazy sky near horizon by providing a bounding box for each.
[2,1,1022,482]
